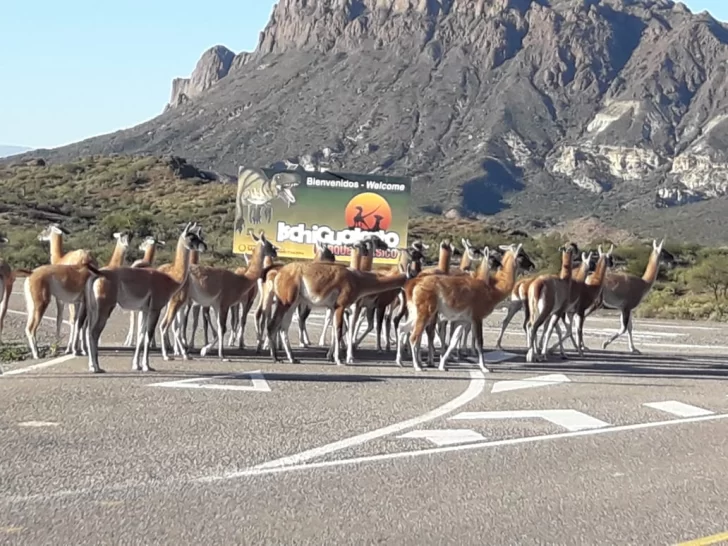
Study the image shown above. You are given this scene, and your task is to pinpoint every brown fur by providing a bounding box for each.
[569,246,613,355]
[397,244,523,372]
[0,237,32,344]
[23,263,92,360]
[38,224,98,355]
[83,223,207,372]
[599,239,668,353]
[525,246,575,362]
[267,253,416,365]
[125,237,165,347]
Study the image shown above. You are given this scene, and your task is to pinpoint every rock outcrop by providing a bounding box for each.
[167,45,236,108]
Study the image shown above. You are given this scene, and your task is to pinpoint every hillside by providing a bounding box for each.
[8,0,728,242]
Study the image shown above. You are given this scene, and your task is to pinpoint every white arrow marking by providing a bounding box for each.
[643,401,714,418]
[451,409,611,432]
[491,373,571,393]
[148,370,271,392]
[397,429,486,447]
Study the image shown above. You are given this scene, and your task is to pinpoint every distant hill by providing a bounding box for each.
[0,145,32,158]
[7,0,728,242]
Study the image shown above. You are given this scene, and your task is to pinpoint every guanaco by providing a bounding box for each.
[0,236,32,345]
[397,244,525,372]
[267,237,420,365]
[83,222,207,373]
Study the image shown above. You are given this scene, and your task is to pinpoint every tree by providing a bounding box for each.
[687,256,728,317]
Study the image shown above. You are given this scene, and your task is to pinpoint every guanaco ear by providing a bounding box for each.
[598,245,603,255]
[461,238,469,249]
[113,232,121,240]
[0,236,8,244]
[248,228,259,242]
[608,244,614,255]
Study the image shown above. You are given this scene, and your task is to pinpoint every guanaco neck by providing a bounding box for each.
[349,243,365,270]
[142,245,156,264]
[437,245,451,272]
[107,241,127,268]
[176,245,194,291]
[587,256,609,287]
[474,255,490,281]
[243,242,267,281]
[360,240,379,271]
[559,252,573,281]
[573,260,590,282]
[460,250,473,272]
[492,252,519,294]
[642,250,661,285]
[49,232,64,264]
[170,235,190,280]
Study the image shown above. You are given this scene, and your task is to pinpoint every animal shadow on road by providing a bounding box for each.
[509,348,728,381]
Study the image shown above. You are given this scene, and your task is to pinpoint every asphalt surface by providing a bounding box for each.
[2,288,728,545]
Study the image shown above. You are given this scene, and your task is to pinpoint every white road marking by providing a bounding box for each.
[643,401,714,418]
[451,409,611,432]
[397,429,485,447]
[196,369,487,481]
[17,421,60,427]
[2,354,76,376]
[148,371,271,392]
[230,412,728,478]
[491,373,570,394]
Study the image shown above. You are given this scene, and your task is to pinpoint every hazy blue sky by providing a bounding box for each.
[1,0,726,150]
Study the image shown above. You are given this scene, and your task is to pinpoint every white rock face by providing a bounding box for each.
[502,131,532,169]
[548,101,728,204]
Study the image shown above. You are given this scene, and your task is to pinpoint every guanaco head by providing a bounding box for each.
[440,238,462,257]
[37,223,70,242]
[181,222,208,253]
[497,243,526,269]
[113,231,133,249]
[250,229,279,260]
[138,236,165,252]
[581,251,597,274]
[503,244,534,272]
[317,243,336,262]
[410,240,430,253]
[653,238,676,268]
[597,244,615,268]
[361,234,390,254]
[461,238,484,263]
[486,247,503,271]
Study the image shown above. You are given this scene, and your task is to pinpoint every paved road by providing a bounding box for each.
[1,289,728,545]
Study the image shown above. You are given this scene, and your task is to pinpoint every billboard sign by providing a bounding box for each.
[232,166,411,264]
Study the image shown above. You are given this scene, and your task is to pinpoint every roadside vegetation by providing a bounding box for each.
[1,155,727,323]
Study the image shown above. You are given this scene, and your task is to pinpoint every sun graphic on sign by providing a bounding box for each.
[344,193,393,231]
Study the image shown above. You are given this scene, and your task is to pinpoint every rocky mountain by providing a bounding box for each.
[0,145,32,158]
[11,0,728,242]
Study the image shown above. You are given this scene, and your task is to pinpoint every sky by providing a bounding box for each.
[0,0,726,150]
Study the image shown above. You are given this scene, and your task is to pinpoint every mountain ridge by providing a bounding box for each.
[8,0,728,242]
